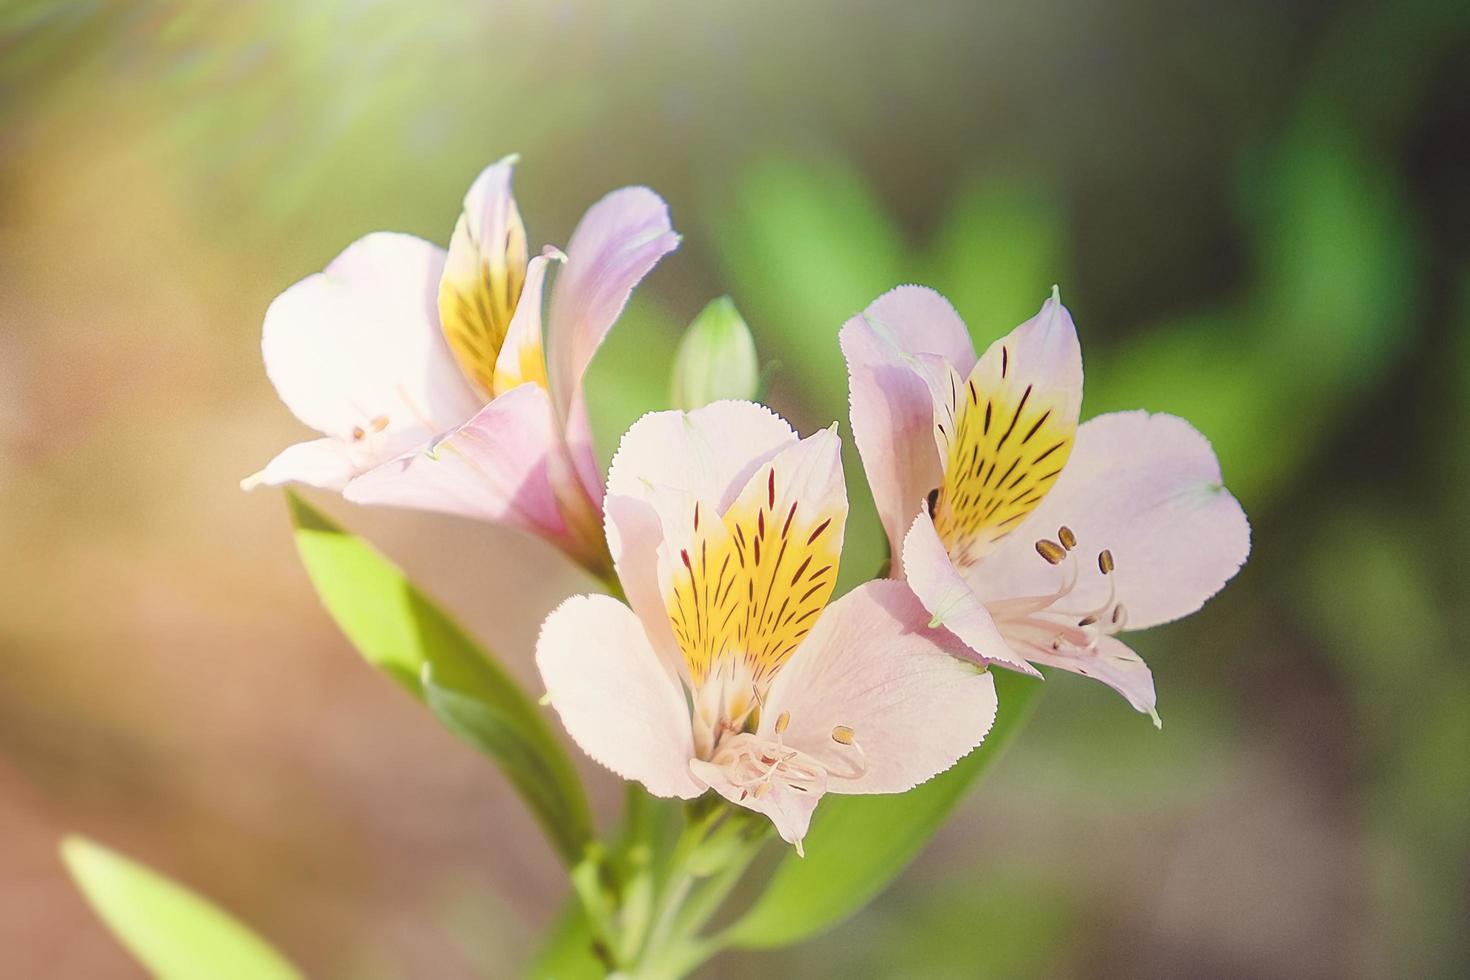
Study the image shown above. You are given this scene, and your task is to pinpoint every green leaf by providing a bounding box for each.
[287,492,593,865]
[524,901,606,980]
[421,667,594,866]
[60,836,303,980]
[722,670,1041,950]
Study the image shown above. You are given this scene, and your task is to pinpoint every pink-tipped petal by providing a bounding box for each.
[967,411,1250,630]
[342,383,590,559]
[547,186,680,420]
[261,232,481,448]
[563,388,606,509]
[902,510,1041,675]
[763,580,999,796]
[605,401,795,512]
[537,595,704,799]
[1029,633,1160,727]
[841,286,977,559]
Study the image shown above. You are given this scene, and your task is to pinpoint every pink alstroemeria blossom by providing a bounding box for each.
[842,286,1250,725]
[535,401,998,850]
[242,156,680,572]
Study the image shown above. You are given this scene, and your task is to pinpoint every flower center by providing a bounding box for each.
[704,709,868,819]
[929,355,1076,569]
[666,464,842,732]
[438,202,530,398]
[986,524,1128,658]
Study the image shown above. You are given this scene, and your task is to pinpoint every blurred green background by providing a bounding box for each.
[3,1,1467,976]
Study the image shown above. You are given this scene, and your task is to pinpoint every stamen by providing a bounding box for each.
[775,711,790,734]
[370,415,390,433]
[1077,615,1097,627]
[926,487,940,517]
[1098,549,1115,575]
[351,425,366,441]
[831,725,855,745]
[1058,525,1076,550]
[1035,539,1066,564]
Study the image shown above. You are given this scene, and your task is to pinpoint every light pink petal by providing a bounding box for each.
[547,187,680,420]
[261,232,482,448]
[563,389,606,509]
[841,286,977,559]
[902,510,1041,676]
[605,401,795,512]
[967,411,1250,630]
[603,494,688,686]
[240,437,361,492]
[690,751,825,848]
[341,383,593,561]
[763,580,999,796]
[537,595,703,799]
[1027,633,1160,727]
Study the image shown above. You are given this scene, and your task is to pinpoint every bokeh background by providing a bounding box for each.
[4,1,1467,976]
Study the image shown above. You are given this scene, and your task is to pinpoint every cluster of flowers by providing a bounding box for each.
[247,158,1249,853]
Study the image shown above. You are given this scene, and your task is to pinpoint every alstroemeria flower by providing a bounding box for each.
[243,156,680,571]
[536,402,998,850]
[842,286,1250,724]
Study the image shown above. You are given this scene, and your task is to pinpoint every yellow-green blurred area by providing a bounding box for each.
[3,0,1467,976]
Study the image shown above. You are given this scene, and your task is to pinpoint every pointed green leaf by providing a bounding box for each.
[287,492,592,865]
[723,671,1040,950]
[60,836,303,980]
[421,666,594,865]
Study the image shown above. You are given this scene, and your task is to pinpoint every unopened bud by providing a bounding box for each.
[671,296,759,410]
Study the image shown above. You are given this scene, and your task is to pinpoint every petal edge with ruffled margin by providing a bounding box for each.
[763,580,999,796]
[902,509,1042,676]
[605,401,795,513]
[841,286,978,562]
[965,411,1250,631]
[537,594,704,799]
[547,186,680,423]
[342,384,601,565]
[261,232,482,448]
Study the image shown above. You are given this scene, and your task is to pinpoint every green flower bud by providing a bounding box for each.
[670,296,759,410]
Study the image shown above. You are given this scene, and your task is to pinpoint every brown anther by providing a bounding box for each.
[1035,539,1066,564]
[1112,604,1127,625]
[1097,549,1115,575]
[1058,525,1077,550]
[831,725,855,746]
[1078,615,1097,627]
[351,426,366,441]
[926,487,940,516]
[370,415,390,433]
[775,711,790,735]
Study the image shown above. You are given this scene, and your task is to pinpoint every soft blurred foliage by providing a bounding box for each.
[3,1,1466,977]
